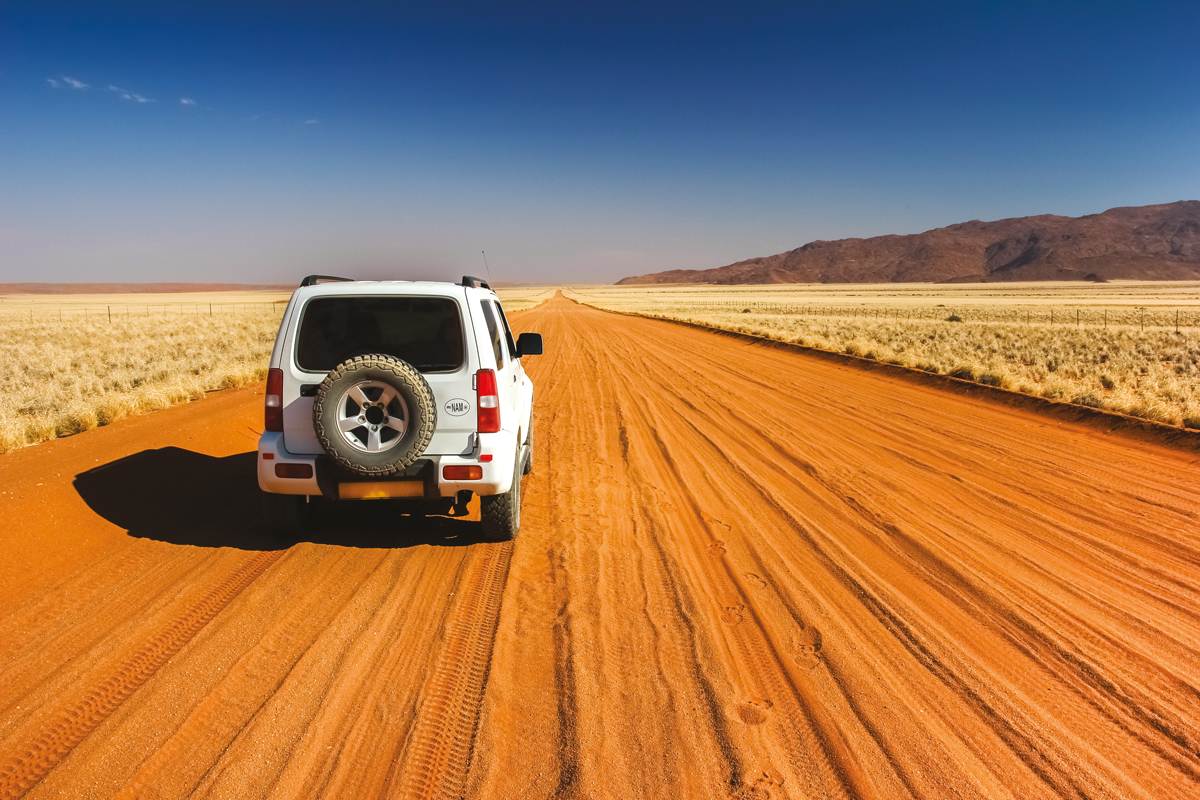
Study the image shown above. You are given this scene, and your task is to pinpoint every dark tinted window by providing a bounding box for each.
[296,296,463,373]
[480,300,504,367]
[493,301,518,359]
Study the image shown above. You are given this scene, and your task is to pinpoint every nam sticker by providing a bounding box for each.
[444,398,471,417]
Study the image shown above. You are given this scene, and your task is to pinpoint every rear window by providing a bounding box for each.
[296,296,463,373]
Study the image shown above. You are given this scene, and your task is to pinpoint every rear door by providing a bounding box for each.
[282,289,479,457]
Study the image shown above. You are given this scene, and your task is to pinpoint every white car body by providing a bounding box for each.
[257,278,534,503]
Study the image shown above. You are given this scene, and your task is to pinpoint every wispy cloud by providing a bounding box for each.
[107,85,154,103]
[304,118,320,125]
[46,75,210,113]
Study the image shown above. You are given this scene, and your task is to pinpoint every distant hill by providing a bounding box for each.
[0,283,294,295]
[617,201,1200,285]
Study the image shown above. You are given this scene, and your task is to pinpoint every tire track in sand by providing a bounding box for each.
[628,420,878,800]
[390,541,514,800]
[0,550,282,800]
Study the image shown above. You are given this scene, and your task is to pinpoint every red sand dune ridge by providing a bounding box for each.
[0,293,1198,799]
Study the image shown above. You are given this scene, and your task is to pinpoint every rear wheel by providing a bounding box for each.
[480,446,522,541]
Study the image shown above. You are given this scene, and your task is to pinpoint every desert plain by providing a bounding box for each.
[0,288,1198,800]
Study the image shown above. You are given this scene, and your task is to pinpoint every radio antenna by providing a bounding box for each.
[481,250,494,282]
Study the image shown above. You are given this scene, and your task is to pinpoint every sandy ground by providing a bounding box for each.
[1,294,1198,800]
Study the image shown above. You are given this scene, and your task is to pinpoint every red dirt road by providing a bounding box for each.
[2,294,1199,799]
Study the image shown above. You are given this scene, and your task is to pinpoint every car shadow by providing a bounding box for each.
[73,446,490,551]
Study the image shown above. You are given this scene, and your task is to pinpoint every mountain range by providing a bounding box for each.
[617,201,1200,285]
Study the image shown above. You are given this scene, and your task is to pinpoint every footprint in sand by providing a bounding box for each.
[703,513,732,533]
[708,541,727,557]
[728,769,785,800]
[647,486,677,513]
[735,698,773,725]
[719,604,745,625]
[743,572,768,589]
[788,625,823,669]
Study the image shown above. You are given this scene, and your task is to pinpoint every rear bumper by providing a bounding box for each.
[257,430,517,498]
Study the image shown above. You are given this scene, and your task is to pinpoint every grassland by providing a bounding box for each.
[0,287,555,452]
[495,287,557,311]
[0,308,280,452]
[565,282,1200,429]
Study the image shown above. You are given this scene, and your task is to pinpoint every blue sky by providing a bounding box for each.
[2,1,1198,284]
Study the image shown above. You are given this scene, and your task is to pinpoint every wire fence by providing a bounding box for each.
[576,298,1200,332]
[0,303,287,323]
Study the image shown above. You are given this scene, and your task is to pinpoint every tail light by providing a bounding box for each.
[443,465,483,481]
[265,368,284,432]
[476,368,500,433]
[275,463,313,479]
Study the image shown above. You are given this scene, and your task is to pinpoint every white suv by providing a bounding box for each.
[257,275,542,540]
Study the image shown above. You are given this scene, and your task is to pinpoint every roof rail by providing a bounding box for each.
[300,274,354,287]
[461,275,491,290]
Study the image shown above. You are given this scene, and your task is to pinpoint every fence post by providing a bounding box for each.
[1176,310,1180,333]
[108,306,112,324]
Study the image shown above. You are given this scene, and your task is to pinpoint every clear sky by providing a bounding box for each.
[2,1,1198,285]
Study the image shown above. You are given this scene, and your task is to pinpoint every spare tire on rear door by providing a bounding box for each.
[312,354,437,476]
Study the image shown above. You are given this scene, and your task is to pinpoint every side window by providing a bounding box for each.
[492,301,518,360]
[480,300,505,367]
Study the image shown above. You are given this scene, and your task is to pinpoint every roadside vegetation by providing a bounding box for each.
[565,285,1200,429]
[0,287,555,453]
[0,311,278,452]
[495,287,557,311]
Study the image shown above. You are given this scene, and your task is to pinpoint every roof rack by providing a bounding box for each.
[461,275,491,290]
[300,274,354,287]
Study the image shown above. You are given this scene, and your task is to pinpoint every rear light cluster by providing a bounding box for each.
[275,463,313,479]
[265,368,284,432]
[476,368,500,433]
[442,465,482,481]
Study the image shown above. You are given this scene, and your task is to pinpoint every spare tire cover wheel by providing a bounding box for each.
[313,354,437,476]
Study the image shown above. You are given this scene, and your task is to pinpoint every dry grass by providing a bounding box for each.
[564,280,1200,309]
[495,287,557,312]
[566,284,1200,429]
[0,311,279,452]
[0,286,556,453]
